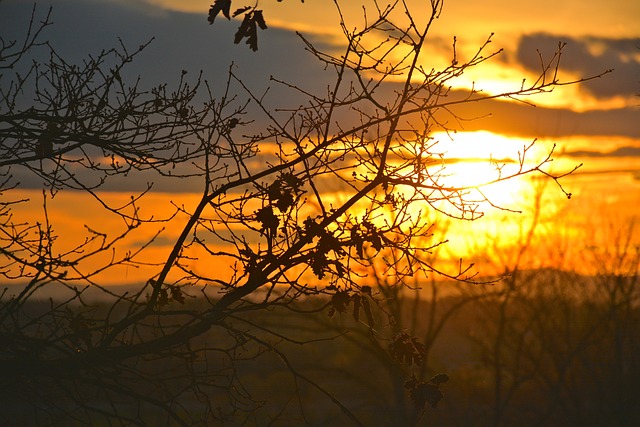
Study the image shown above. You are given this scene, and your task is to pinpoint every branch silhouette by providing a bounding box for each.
[0,1,611,424]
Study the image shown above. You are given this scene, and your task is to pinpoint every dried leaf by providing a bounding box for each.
[318,232,344,256]
[255,206,279,235]
[171,287,185,304]
[310,251,328,279]
[410,383,443,409]
[304,216,323,236]
[334,260,346,278]
[253,10,268,29]
[370,233,383,251]
[351,226,364,258]
[208,0,232,24]
[352,294,361,322]
[275,192,294,211]
[233,11,267,51]
[404,373,449,411]
[430,373,450,385]
[158,287,169,307]
[281,172,303,189]
[232,6,251,17]
[362,297,375,327]
[234,13,252,44]
[389,332,425,366]
[330,290,351,314]
[244,17,259,51]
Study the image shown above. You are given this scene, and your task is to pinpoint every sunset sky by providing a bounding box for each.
[1,0,639,284]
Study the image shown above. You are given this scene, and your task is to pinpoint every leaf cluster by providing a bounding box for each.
[208,1,272,51]
[350,220,384,258]
[268,172,303,211]
[255,173,305,241]
[404,373,450,411]
[326,286,375,327]
[389,331,426,366]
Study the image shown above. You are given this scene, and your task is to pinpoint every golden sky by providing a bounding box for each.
[146,0,640,39]
[2,0,638,284]
[110,0,640,278]
[138,0,640,111]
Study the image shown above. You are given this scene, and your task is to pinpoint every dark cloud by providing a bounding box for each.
[2,0,639,194]
[3,0,636,138]
[563,146,640,158]
[0,0,337,95]
[433,90,640,139]
[516,33,640,99]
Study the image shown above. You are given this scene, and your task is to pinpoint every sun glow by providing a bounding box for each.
[407,130,563,265]
[425,130,547,208]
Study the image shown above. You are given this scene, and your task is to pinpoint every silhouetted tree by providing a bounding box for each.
[447,189,640,427]
[0,1,608,424]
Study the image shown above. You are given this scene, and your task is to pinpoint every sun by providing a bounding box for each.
[427,130,545,211]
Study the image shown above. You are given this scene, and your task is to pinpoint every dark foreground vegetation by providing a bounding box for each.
[2,264,638,426]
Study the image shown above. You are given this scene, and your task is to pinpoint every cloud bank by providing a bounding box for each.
[517,33,640,100]
[2,0,639,192]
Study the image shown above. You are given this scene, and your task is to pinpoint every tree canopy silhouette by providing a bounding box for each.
[0,1,609,424]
